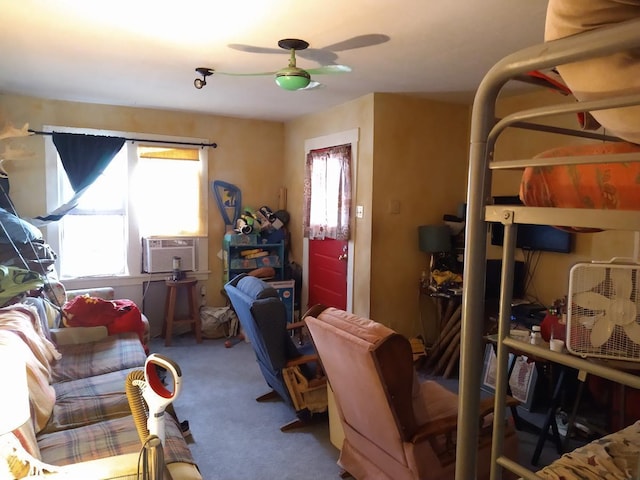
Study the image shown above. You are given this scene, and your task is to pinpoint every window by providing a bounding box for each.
[45,128,208,279]
[133,145,203,237]
[303,144,352,240]
[59,147,128,277]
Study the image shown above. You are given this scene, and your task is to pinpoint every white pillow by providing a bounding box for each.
[545,0,640,144]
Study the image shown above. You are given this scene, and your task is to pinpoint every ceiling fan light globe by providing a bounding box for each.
[275,72,311,91]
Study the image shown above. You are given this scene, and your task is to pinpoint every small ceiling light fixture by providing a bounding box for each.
[194,67,214,89]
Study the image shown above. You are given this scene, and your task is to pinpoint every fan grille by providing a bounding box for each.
[567,262,640,362]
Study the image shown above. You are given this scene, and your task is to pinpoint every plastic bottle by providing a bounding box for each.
[530,325,542,345]
[420,270,428,290]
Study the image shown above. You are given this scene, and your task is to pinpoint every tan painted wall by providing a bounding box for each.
[284,94,375,317]
[3,88,633,335]
[491,89,637,306]
[284,93,470,337]
[370,94,470,335]
[0,93,284,304]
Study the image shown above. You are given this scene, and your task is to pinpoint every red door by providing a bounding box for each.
[308,238,348,310]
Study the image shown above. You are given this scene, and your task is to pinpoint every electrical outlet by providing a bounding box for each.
[356,205,364,218]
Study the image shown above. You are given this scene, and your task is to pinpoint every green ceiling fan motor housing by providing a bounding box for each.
[275,39,312,91]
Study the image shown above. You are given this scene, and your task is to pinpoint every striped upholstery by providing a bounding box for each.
[52,333,146,383]
[37,413,195,467]
[43,367,141,433]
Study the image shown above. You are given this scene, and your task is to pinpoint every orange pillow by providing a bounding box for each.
[519,142,640,232]
[520,142,640,210]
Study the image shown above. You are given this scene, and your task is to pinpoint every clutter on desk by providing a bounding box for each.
[419,208,465,297]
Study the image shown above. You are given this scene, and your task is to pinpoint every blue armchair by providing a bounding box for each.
[224,274,327,431]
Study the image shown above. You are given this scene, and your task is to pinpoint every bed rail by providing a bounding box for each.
[457,18,640,480]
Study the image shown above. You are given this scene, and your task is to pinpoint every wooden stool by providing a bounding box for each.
[162,278,202,346]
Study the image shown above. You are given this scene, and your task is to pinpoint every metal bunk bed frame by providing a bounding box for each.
[457,18,640,480]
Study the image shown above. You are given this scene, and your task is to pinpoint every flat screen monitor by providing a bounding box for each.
[485,259,526,299]
[490,196,572,254]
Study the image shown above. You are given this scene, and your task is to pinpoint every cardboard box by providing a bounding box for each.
[267,280,295,324]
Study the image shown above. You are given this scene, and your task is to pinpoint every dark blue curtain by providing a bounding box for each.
[53,133,125,192]
[33,133,125,224]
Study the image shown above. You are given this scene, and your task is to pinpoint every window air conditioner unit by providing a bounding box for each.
[142,237,197,273]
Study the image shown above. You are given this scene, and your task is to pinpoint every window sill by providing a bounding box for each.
[61,271,210,290]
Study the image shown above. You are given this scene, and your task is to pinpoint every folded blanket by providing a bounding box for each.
[0,265,44,307]
[537,421,640,479]
[0,304,61,378]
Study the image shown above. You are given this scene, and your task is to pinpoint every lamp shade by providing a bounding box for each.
[418,225,451,253]
[0,349,29,434]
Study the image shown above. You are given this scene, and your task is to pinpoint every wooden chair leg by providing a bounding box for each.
[279,417,306,432]
[256,390,279,402]
[164,285,177,347]
[187,283,202,343]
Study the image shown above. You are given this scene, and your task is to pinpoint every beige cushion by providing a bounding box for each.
[545,0,640,144]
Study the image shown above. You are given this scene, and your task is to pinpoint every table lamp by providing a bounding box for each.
[417,225,452,347]
[418,224,452,273]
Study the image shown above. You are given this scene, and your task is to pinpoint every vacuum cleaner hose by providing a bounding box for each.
[125,369,149,444]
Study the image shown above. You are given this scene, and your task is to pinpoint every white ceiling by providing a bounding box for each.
[0,0,549,122]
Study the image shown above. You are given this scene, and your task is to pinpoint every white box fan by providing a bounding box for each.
[567,260,640,362]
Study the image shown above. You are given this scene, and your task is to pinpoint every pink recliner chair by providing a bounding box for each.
[305,307,518,480]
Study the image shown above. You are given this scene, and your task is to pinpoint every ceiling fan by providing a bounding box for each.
[194,38,353,92]
[228,34,390,66]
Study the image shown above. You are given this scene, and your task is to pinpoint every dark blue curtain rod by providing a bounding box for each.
[28,129,217,149]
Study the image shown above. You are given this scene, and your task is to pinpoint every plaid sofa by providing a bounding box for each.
[0,300,201,479]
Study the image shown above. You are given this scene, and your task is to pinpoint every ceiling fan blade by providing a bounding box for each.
[590,315,613,347]
[306,65,352,75]
[611,267,633,300]
[321,34,390,52]
[215,71,277,77]
[227,44,282,55]
[298,81,325,91]
[573,291,610,311]
[295,49,338,65]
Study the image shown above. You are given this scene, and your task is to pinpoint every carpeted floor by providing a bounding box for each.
[150,332,568,479]
[150,334,339,480]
